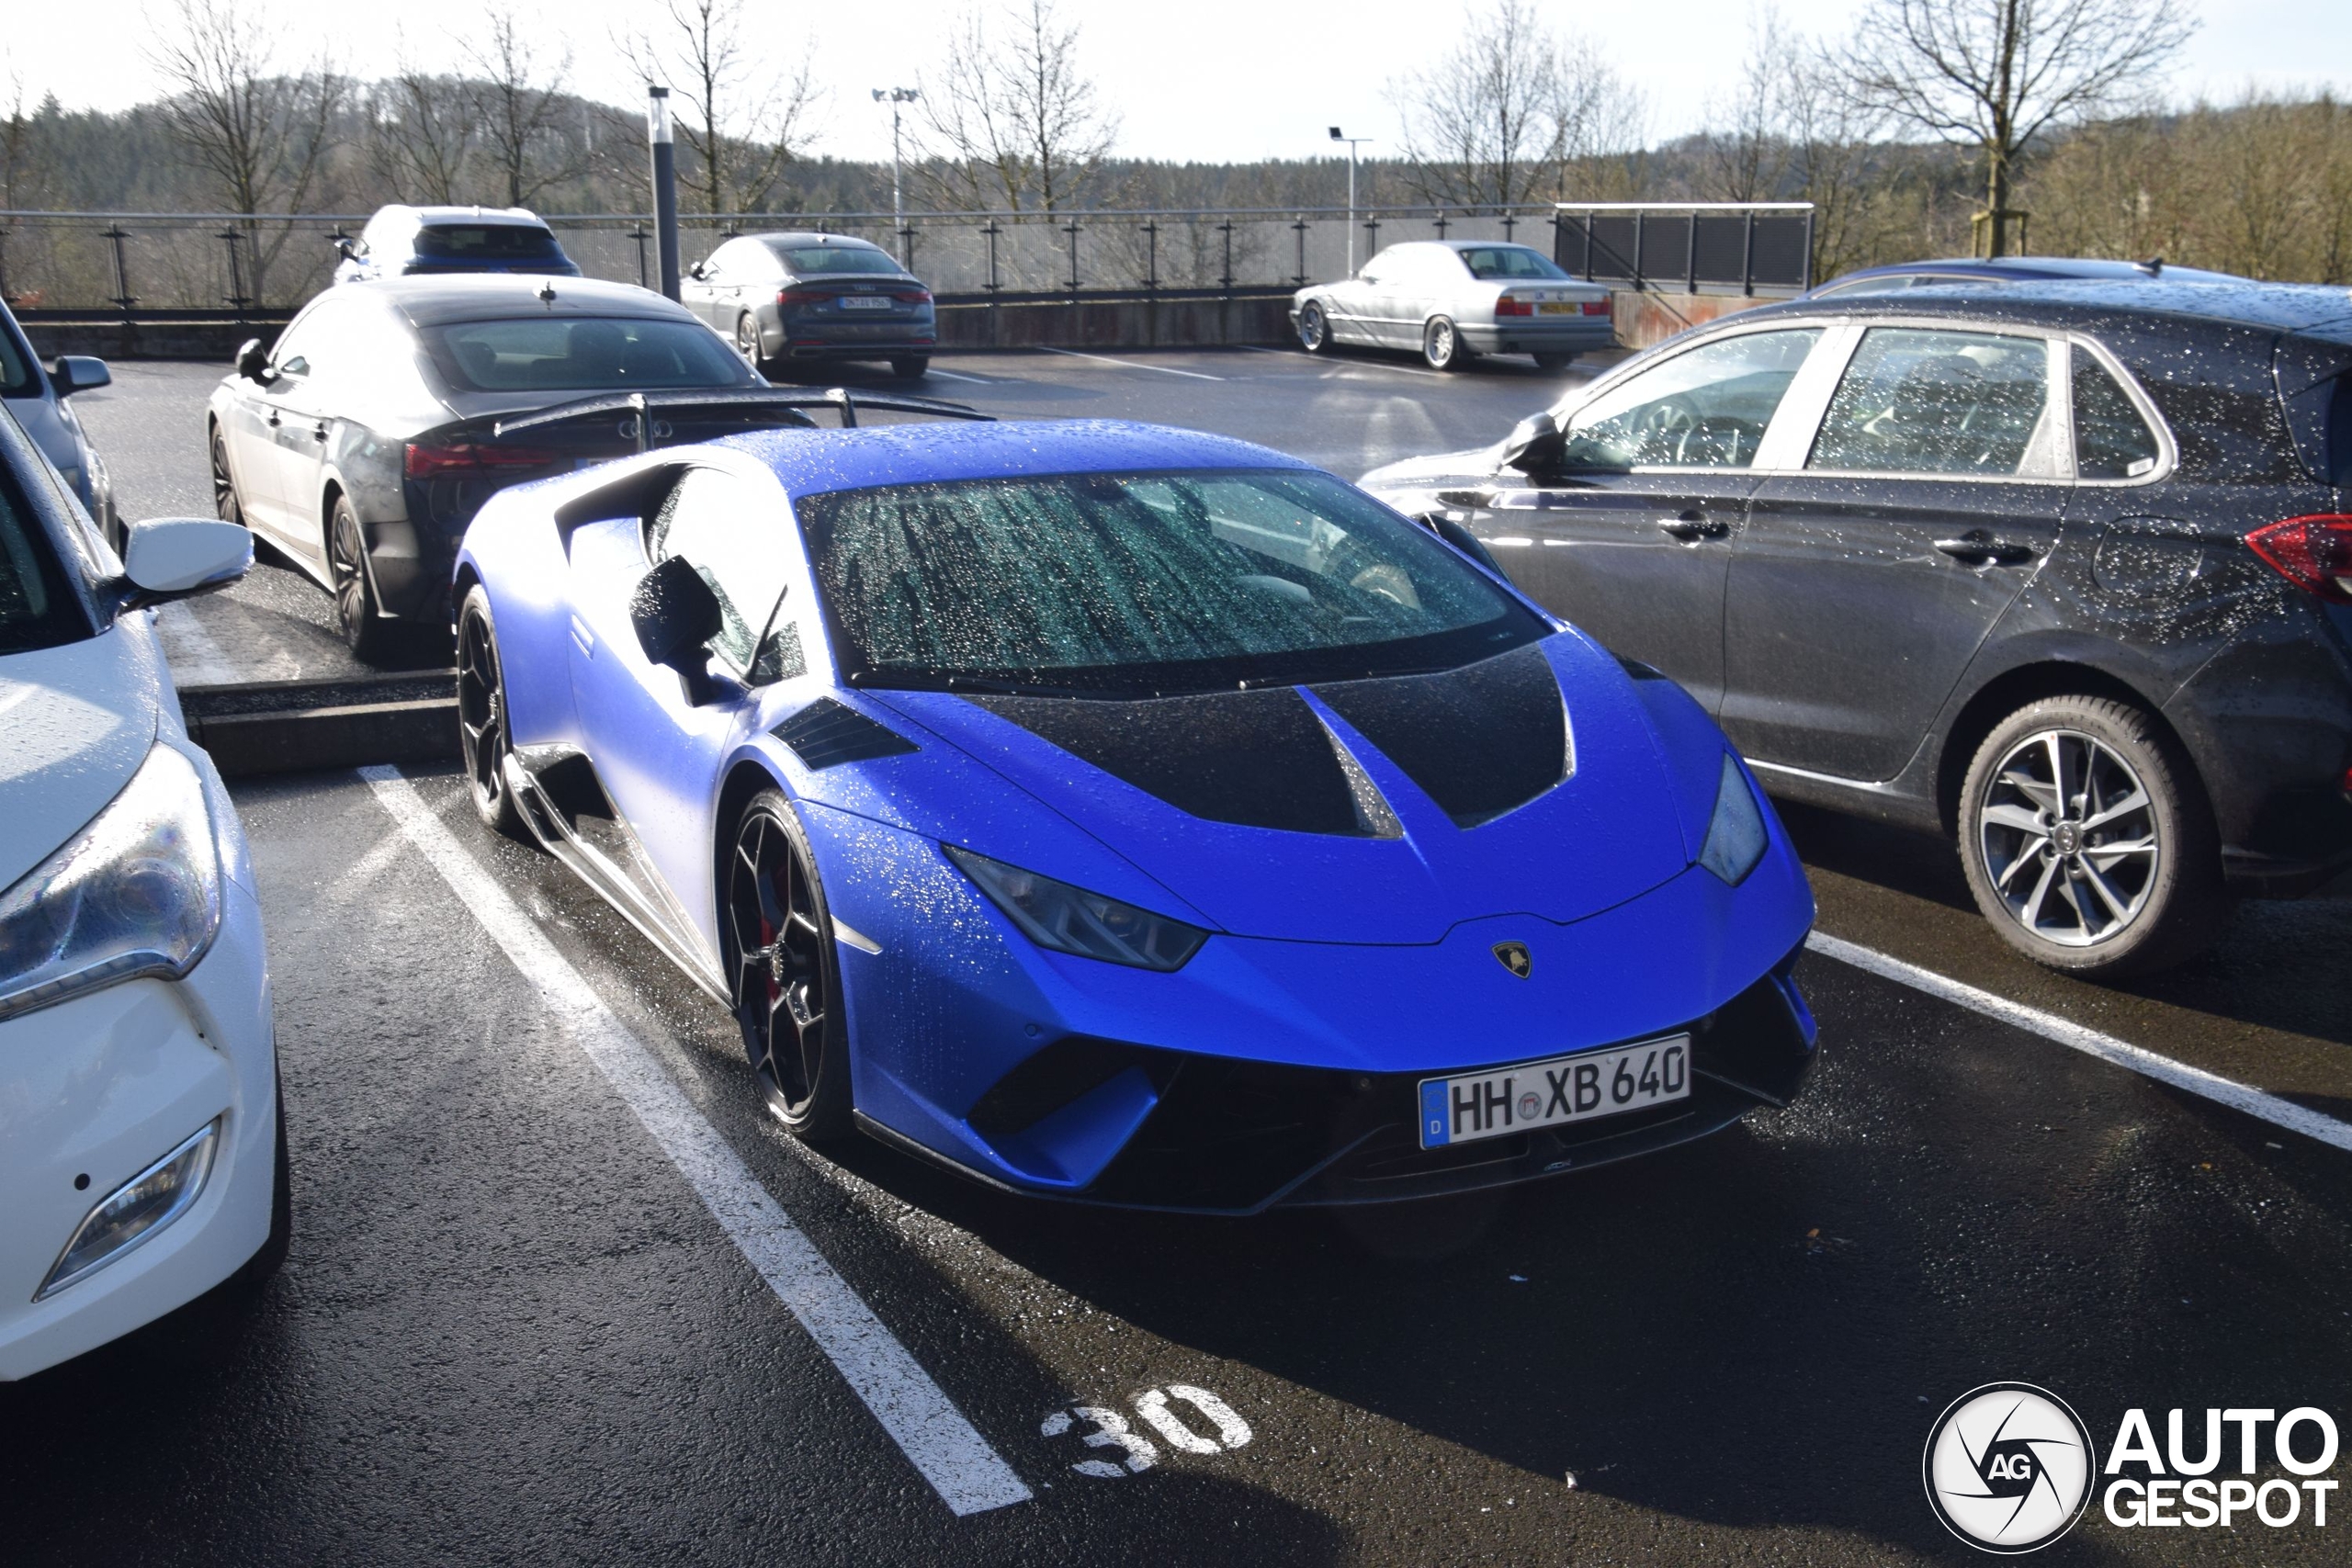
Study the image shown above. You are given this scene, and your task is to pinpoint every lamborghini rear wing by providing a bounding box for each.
[492,386,991,450]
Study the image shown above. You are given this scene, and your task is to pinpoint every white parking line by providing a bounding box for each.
[154,602,252,686]
[1806,931,2352,1154]
[1037,346,1226,380]
[922,367,994,384]
[360,765,1034,1517]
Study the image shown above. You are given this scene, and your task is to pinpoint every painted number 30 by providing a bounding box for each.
[1040,1385,1256,1478]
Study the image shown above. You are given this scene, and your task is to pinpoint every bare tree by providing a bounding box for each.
[626,0,818,215]
[1704,8,1791,203]
[366,51,475,205]
[915,0,1118,214]
[1843,0,2195,254]
[1388,0,1640,211]
[469,9,582,209]
[147,0,347,301]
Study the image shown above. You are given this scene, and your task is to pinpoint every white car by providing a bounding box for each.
[1289,240,1617,371]
[0,406,285,1379]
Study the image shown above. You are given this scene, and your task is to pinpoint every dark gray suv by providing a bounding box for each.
[1362,280,2352,976]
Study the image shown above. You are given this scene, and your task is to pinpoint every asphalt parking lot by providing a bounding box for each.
[8,344,2352,1564]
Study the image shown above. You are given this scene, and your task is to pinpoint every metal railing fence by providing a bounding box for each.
[1554,203,1815,296]
[1,203,1811,318]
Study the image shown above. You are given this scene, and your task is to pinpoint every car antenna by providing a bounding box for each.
[2135,256,2165,276]
[537,280,559,305]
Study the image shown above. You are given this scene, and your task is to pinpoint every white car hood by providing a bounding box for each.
[0,625,161,892]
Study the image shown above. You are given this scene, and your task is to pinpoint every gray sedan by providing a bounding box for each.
[1290,240,1615,371]
[683,231,937,380]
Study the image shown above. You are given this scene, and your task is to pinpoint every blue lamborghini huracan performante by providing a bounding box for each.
[453,410,1819,1213]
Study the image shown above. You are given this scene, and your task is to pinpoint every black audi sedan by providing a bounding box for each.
[207,275,763,660]
[1361,279,2352,976]
[680,231,936,379]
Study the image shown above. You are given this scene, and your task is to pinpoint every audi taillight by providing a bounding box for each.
[1496,295,1533,318]
[403,442,560,479]
[2246,514,2352,604]
[779,288,826,310]
[892,288,933,306]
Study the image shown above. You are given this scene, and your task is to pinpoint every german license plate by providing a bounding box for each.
[840,296,893,310]
[1419,1035,1690,1147]
[1537,301,1579,314]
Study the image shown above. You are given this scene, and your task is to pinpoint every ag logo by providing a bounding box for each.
[1492,941,1532,978]
[1923,1382,2097,1553]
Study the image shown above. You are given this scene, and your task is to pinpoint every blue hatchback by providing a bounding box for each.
[452,417,1819,1211]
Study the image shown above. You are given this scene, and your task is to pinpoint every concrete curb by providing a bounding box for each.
[179,674,460,779]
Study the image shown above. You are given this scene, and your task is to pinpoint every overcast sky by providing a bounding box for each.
[2,0,2342,171]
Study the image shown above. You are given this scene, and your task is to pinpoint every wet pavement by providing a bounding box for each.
[6,345,2348,1564]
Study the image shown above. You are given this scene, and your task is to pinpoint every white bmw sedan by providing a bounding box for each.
[1290,240,1616,371]
[0,405,285,1379]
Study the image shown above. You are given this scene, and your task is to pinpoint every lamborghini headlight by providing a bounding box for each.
[1698,752,1770,886]
[0,744,223,1022]
[944,845,1208,971]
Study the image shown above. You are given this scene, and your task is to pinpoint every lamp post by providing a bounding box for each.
[873,87,920,263]
[1329,127,1372,275]
[648,85,681,302]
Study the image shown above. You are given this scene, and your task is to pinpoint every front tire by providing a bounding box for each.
[889,355,931,379]
[1957,695,2223,976]
[1422,316,1467,371]
[327,494,398,665]
[723,792,852,1139]
[1297,300,1332,353]
[456,586,528,840]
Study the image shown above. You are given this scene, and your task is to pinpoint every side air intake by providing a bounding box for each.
[773,698,918,769]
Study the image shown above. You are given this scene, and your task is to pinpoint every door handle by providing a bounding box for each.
[1934,532,2037,565]
[311,421,329,443]
[1657,512,1729,541]
[265,409,281,428]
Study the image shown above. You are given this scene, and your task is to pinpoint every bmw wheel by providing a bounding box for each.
[1422,316,1465,371]
[724,791,852,1138]
[1297,300,1331,354]
[328,494,398,665]
[456,586,527,840]
[1958,695,2222,976]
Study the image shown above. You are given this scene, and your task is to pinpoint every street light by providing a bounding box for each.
[874,87,921,262]
[1330,127,1373,275]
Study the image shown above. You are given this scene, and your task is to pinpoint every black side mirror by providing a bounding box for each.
[332,234,356,260]
[234,337,273,385]
[1501,412,1566,474]
[630,555,726,705]
[687,261,707,280]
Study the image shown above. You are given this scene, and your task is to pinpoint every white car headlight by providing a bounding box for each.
[1698,753,1770,886]
[945,844,1208,971]
[0,744,223,1022]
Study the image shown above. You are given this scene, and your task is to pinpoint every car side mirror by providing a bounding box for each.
[331,234,357,260]
[108,518,253,615]
[48,355,110,399]
[1500,411,1566,474]
[234,338,274,385]
[630,555,726,705]
[688,261,707,280]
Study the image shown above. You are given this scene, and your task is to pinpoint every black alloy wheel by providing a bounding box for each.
[736,312,766,374]
[456,586,527,840]
[724,791,852,1138]
[1957,694,2223,976]
[328,495,397,664]
[210,424,243,527]
[1298,300,1331,353]
[889,355,931,379]
[1422,315,1464,371]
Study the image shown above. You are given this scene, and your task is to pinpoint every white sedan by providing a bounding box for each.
[0,409,285,1379]
[1290,240,1616,371]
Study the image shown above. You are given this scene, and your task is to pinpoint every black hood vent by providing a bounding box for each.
[774,698,918,770]
[968,687,1394,837]
[1311,642,1569,828]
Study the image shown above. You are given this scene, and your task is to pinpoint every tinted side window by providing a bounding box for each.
[1810,327,2054,476]
[2070,348,2162,479]
[650,469,796,681]
[1561,328,1823,469]
[0,456,84,653]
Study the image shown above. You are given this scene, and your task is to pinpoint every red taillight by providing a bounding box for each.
[1582,298,1611,316]
[779,288,826,309]
[2246,514,2352,604]
[403,442,560,479]
[892,288,932,305]
[1496,295,1533,318]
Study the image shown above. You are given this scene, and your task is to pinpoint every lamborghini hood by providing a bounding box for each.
[865,634,1702,945]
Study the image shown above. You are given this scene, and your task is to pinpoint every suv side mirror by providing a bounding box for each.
[688,261,707,280]
[1500,411,1566,474]
[48,355,111,399]
[630,555,726,705]
[234,338,274,385]
[109,518,253,614]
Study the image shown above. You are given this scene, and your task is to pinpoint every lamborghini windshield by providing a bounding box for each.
[796,468,1546,695]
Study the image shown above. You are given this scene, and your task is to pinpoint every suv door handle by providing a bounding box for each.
[1935,532,2037,565]
[1657,512,1729,541]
